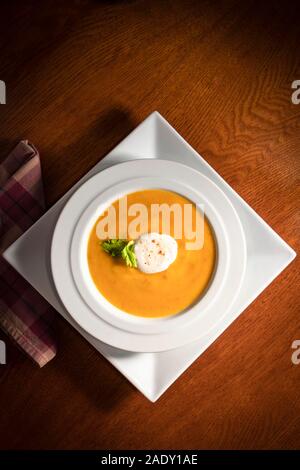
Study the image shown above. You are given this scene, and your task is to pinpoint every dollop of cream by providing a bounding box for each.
[134,233,177,274]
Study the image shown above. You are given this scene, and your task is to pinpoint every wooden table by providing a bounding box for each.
[0,0,299,450]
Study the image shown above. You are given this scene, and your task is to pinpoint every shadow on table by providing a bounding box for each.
[43,105,138,205]
[52,316,137,412]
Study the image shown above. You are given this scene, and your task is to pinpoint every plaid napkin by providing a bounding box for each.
[0,141,57,367]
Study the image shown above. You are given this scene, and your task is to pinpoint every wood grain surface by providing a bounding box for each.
[0,0,299,450]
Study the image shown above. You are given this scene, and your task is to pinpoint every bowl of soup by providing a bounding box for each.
[70,175,230,336]
[51,160,246,351]
[87,189,216,317]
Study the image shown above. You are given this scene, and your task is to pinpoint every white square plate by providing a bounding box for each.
[3,112,296,401]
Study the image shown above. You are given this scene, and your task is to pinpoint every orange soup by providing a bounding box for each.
[87,189,216,317]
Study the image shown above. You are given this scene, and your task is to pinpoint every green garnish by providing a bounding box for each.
[121,240,137,268]
[102,239,127,257]
[101,239,137,268]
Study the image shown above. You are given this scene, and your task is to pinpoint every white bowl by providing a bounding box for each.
[51,160,246,352]
[71,177,227,334]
